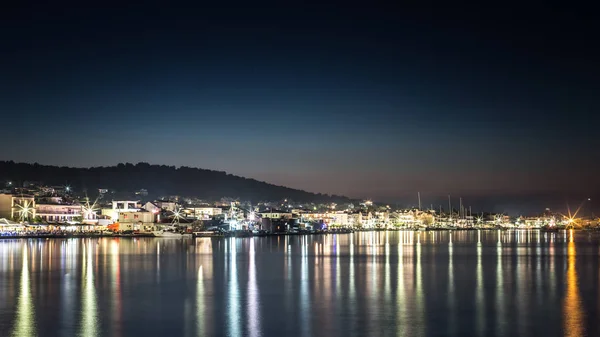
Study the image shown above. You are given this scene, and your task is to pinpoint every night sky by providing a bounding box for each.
[1,3,598,211]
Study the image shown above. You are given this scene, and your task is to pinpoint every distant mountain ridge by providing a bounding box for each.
[0,161,353,203]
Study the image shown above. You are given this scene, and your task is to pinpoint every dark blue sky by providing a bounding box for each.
[1,3,598,208]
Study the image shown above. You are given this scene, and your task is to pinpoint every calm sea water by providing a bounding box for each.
[1,230,599,337]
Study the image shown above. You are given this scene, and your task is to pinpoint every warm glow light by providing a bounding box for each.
[82,198,99,220]
[15,199,34,222]
[12,244,36,337]
[564,240,583,337]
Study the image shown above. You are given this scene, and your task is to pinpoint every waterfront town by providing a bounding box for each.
[0,181,597,237]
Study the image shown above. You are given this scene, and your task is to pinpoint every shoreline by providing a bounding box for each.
[1,227,596,240]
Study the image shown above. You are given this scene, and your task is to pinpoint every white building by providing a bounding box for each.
[101,200,140,221]
[36,203,82,223]
[155,200,177,212]
[300,211,350,226]
[187,207,223,220]
[118,209,155,231]
[260,210,293,219]
[142,201,161,213]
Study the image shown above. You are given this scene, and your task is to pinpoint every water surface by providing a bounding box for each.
[1,230,599,337]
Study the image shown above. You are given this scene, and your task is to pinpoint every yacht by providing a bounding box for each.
[152,230,192,238]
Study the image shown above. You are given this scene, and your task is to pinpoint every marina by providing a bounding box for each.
[1,230,599,337]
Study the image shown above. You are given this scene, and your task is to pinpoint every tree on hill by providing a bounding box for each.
[0,161,354,204]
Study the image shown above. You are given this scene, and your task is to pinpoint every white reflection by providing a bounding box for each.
[300,237,311,337]
[12,244,36,337]
[349,233,356,334]
[285,239,292,314]
[496,230,504,336]
[61,242,76,333]
[336,236,341,295]
[247,239,261,337]
[396,234,407,336]
[157,241,160,281]
[384,233,390,299]
[196,266,204,336]
[415,233,425,335]
[367,234,377,332]
[476,231,484,335]
[516,232,526,336]
[349,233,355,299]
[80,241,98,337]
[227,238,240,337]
[447,232,455,335]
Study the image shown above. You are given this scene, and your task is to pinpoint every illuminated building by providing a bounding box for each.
[0,193,36,221]
[100,200,140,221]
[259,209,293,219]
[36,203,82,223]
[185,206,223,220]
[118,209,156,231]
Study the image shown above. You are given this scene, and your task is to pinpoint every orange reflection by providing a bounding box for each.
[563,234,584,337]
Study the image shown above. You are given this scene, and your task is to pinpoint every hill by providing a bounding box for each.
[0,161,352,203]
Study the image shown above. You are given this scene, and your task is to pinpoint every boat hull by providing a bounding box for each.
[152,231,192,238]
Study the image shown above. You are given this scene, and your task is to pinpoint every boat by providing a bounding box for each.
[152,230,192,238]
[252,230,269,237]
[540,225,560,233]
[193,230,225,237]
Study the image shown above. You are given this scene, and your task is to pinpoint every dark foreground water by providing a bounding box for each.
[1,230,600,337]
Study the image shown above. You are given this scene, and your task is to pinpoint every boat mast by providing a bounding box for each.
[448,195,452,222]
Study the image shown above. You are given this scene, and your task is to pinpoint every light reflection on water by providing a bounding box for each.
[496,231,505,336]
[11,243,35,337]
[564,231,584,337]
[80,240,98,337]
[476,231,484,336]
[0,230,599,337]
[227,238,240,337]
[247,238,260,337]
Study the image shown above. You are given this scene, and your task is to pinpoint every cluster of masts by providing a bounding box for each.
[416,192,474,219]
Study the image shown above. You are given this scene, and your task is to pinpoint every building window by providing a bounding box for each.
[134,214,139,219]
[124,214,128,219]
